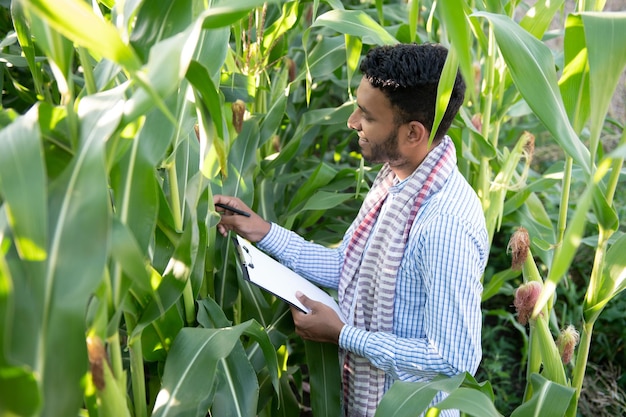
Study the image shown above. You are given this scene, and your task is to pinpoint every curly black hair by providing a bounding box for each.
[359,43,466,141]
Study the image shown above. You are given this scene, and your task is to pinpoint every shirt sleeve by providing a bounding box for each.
[338,214,487,381]
[257,222,346,290]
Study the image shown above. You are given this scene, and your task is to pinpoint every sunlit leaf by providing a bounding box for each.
[312,9,398,45]
[519,0,566,40]
[473,12,591,175]
[20,0,141,71]
[436,0,475,102]
[579,12,626,161]
[345,34,362,99]
[262,1,299,54]
[561,13,590,133]
[429,47,459,144]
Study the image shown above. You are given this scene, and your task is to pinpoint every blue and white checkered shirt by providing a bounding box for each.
[258,166,489,416]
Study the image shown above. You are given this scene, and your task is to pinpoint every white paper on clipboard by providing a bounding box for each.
[232,235,346,323]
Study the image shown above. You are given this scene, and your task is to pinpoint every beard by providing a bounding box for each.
[361,126,402,164]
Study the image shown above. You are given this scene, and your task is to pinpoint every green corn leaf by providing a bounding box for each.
[429,46,459,145]
[222,119,261,202]
[128,0,196,62]
[39,88,121,416]
[519,0,566,40]
[345,34,362,98]
[0,364,40,416]
[578,12,626,162]
[195,91,228,181]
[457,108,497,160]
[187,60,226,141]
[300,191,354,212]
[301,102,355,127]
[0,106,47,261]
[236,269,273,328]
[212,352,259,417]
[312,9,399,45]
[584,233,626,323]
[287,163,338,213]
[262,1,299,54]
[152,320,278,417]
[10,1,43,96]
[375,373,468,417]
[482,269,521,302]
[408,0,419,42]
[260,92,287,147]
[510,373,575,417]
[591,185,619,234]
[110,219,152,295]
[20,0,141,71]
[130,219,193,341]
[304,340,342,417]
[561,14,591,133]
[473,12,591,175]
[436,0,475,103]
[0,239,41,416]
[297,36,347,82]
[484,132,533,241]
[432,387,503,417]
[534,179,596,316]
[200,0,280,30]
[111,106,172,249]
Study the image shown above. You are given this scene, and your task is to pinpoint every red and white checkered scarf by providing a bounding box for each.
[338,136,456,416]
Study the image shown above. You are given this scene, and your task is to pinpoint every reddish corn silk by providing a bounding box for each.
[514,281,542,326]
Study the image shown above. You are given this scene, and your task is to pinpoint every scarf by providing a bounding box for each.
[338,136,456,416]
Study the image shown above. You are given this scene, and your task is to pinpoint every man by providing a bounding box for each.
[215,43,489,417]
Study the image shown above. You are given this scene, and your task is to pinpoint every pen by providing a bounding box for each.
[215,202,251,217]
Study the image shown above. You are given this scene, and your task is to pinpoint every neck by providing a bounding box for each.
[390,137,442,180]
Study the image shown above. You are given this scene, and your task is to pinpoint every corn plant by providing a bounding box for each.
[1,1,625,417]
[0,0,308,416]
[372,1,626,416]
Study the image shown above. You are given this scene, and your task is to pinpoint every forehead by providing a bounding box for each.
[355,78,393,115]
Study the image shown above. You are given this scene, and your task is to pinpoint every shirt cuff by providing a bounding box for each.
[339,325,370,357]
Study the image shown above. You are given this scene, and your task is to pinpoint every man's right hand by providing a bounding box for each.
[213,195,271,242]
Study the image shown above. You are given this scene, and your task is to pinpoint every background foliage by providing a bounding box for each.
[0,0,625,416]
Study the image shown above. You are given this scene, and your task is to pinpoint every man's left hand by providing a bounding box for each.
[290,291,345,344]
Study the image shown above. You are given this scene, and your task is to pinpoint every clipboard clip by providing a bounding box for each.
[232,236,254,269]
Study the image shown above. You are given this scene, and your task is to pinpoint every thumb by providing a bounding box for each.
[295,291,314,309]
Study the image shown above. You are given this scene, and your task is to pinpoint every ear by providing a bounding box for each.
[406,121,429,145]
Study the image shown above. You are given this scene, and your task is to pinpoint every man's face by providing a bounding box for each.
[347,79,406,166]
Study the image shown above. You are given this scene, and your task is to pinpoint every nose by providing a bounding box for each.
[347,109,360,131]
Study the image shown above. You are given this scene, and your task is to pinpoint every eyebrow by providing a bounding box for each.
[357,102,370,115]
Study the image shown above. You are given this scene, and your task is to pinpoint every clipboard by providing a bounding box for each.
[232,235,346,323]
